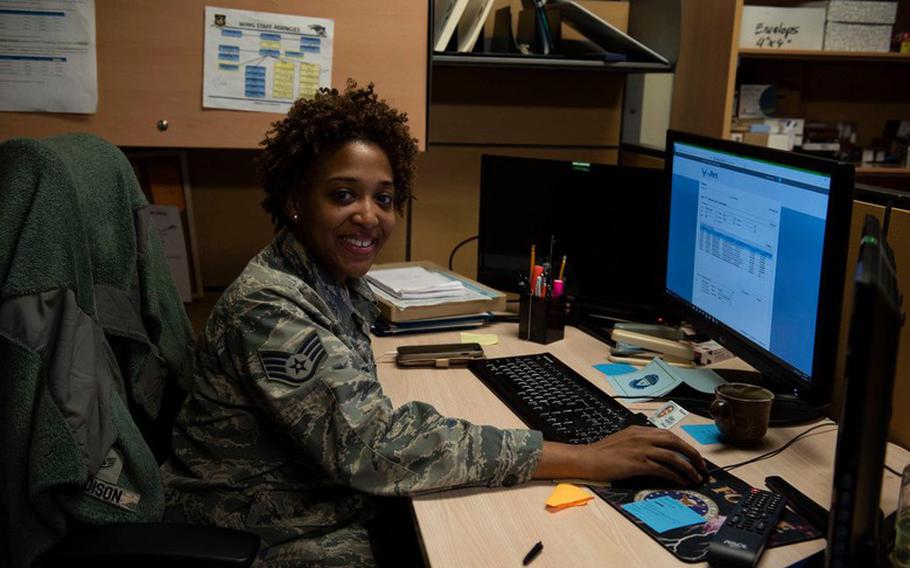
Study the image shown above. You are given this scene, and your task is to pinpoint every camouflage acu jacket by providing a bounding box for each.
[161,229,542,566]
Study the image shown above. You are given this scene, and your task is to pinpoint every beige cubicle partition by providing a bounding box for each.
[0,0,428,149]
[832,201,910,450]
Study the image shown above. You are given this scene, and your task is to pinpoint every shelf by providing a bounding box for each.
[432,53,673,72]
[856,166,910,176]
[739,48,910,63]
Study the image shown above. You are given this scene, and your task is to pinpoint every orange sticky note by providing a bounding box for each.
[545,483,594,511]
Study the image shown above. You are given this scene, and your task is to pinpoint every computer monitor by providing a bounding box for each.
[663,130,854,409]
[477,154,666,322]
[826,214,905,567]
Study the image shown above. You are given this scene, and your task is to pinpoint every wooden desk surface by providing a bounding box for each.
[372,323,910,568]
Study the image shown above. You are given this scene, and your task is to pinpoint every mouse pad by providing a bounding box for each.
[591,462,822,563]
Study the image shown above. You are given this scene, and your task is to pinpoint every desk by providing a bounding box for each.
[373,323,910,567]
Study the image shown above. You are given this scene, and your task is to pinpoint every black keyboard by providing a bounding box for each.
[469,353,635,444]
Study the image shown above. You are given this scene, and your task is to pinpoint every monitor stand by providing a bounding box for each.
[712,368,826,426]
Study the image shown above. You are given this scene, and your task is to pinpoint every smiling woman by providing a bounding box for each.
[160,81,706,568]
[290,140,397,283]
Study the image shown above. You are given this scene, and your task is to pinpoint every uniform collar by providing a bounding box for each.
[274,228,381,325]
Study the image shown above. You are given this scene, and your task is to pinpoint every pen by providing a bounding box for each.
[532,265,544,296]
[523,541,543,565]
[548,235,555,272]
[558,255,566,281]
[529,244,536,294]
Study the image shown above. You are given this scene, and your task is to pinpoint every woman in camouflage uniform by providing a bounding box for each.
[162,81,706,566]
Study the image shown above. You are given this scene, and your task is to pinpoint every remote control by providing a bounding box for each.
[706,488,787,567]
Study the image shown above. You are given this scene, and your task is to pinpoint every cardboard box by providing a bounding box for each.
[693,340,734,366]
[824,21,893,51]
[743,132,770,147]
[827,1,898,25]
[825,0,896,52]
[740,6,826,50]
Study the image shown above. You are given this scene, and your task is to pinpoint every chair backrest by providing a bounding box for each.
[0,133,195,567]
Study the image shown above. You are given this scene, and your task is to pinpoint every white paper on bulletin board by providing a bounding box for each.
[203,6,333,113]
[0,0,98,113]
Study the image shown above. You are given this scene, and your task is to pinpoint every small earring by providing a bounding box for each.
[290,213,300,222]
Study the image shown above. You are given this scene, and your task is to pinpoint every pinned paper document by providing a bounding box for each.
[545,483,594,511]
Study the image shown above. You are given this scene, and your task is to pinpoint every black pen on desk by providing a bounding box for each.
[523,541,543,565]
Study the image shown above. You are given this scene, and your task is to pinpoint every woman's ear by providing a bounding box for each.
[285,202,300,223]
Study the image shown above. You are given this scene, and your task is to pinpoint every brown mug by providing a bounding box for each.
[710,383,774,441]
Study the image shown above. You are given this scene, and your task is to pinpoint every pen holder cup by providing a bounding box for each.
[518,293,566,344]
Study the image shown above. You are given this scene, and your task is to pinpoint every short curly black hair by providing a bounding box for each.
[259,80,418,229]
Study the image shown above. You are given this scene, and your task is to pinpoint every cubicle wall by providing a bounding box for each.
[0,0,426,303]
[831,201,910,450]
[0,0,428,149]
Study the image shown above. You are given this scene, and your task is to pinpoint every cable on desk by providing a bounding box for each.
[707,422,837,475]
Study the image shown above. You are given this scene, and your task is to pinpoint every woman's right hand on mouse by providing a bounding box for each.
[533,426,706,485]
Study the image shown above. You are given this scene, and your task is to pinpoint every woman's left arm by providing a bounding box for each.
[224,286,543,496]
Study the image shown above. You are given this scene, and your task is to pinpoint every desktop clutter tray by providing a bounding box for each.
[591,462,822,563]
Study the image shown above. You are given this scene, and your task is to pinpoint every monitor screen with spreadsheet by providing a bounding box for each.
[664,130,854,406]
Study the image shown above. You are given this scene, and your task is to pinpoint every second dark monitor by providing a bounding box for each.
[477,154,666,321]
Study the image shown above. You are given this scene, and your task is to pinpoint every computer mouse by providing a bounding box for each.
[611,451,708,490]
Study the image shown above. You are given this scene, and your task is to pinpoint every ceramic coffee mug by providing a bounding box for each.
[710,383,774,441]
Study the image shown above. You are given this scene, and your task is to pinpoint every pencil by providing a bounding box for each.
[529,244,536,294]
[558,255,567,281]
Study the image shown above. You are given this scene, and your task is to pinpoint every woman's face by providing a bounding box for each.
[290,140,397,284]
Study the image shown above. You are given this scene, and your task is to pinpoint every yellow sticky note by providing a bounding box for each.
[545,483,594,511]
[460,332,498,346]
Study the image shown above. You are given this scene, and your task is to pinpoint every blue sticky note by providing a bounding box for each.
[594,363,637,376]
[682,423,724,445]
[622,496,706,533]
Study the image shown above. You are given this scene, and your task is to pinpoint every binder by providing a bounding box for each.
[550,0,670,64]
[434,0,471,52]
[456,0,496,53]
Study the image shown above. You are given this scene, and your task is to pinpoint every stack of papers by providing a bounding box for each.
[366,261,506,323]
[367,266,465,300]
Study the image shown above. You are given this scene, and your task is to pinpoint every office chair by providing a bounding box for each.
[0,133,259,567]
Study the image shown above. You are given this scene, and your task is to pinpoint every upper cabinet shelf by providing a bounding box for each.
[739,48,910,62]
[431,1,674,73]
[432,53,672,72]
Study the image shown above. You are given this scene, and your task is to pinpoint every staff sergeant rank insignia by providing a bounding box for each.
[259,331,326,386]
